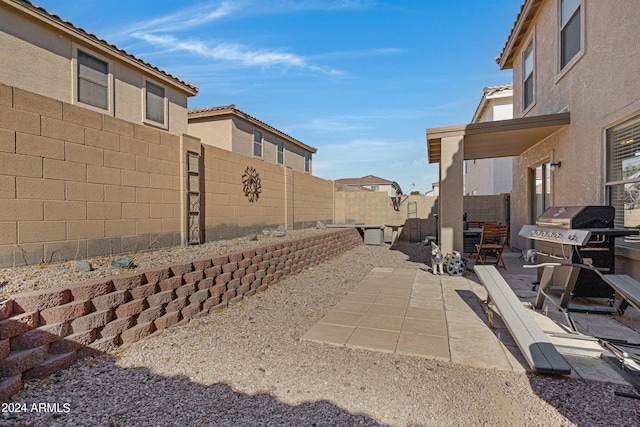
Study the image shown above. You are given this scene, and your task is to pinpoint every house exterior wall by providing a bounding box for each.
[507,0,640,265]
[188,115,312,173]
[186,119,232,151]
[466,157,513,195]
[0,1,192,135]
[0,84,332,268]
[361,184,395,196]
[465,93,514,196]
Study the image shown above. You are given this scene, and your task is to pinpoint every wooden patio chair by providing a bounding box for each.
[474,223,509,269]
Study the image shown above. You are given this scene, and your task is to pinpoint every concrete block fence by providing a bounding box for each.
[0,228,362,400]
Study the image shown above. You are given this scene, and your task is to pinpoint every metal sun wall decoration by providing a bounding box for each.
[242,166,262,202]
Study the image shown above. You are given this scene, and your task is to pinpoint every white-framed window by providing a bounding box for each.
[560,0,582,70]
[73,47,112,113]
[277,140,284,165]
[606,114,640,231]
[304,153,310,173]
[143,78,168,128]
[253,130,263,158]
[523,39,535,111]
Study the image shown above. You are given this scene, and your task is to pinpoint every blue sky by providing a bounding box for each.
[34,0,521,194]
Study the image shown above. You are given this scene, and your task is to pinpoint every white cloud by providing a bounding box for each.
[132,33,344,75]
[128,2,238,34]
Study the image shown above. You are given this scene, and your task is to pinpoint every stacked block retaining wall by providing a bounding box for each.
[0,228,362,399]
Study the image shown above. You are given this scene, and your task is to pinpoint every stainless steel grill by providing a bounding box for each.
[519,205,622,300]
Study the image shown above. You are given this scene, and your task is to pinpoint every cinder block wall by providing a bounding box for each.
[463,194,510,225]
[0,228,362,400]
[334,191,440,242]
[334,191,509,243]
[0,84,335,267]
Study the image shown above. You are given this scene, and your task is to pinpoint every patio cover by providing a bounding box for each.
[425,112,570,255]
[426,112,570,163]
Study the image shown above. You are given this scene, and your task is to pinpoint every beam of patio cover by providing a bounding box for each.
[426,112,570,164]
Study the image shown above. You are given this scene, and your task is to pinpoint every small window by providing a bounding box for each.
[277,140,284,164]
[560,0,581,69]
[77,51,108,110]
[145,80,166,125]
[304,153,310,173]
[253,130,263,158]
[523,40,534,110]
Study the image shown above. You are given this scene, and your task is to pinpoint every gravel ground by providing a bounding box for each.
[0,228,328,299]
[3,237,640,426]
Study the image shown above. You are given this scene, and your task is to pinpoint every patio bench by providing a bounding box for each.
[474,265,572,375]
[603,274,640,315]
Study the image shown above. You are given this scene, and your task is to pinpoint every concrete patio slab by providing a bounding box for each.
[402,318,447,336]
[368,304,407,317]
[346,327,399,353]
[332,301,371,314]
[449,337,512,370]
[342,293,378,304]
[302,260,639,388]
[396,333,450,360]
[447,320,497,342]
[303,323,354,346]
[359,314,404,331]
[374,295,408,307]
[408,298,444,310]
[320,311,365,327]
[405,307,446,321]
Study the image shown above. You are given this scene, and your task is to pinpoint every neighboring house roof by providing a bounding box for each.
[6,0,198,96]
[188,104,317,154]
[471,84,513,123]
[495,0,543,69]
[335,175,394,186]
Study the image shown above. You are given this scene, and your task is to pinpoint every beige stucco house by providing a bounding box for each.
[465,84,514,196]
[335,175,398,196]
[188,105,316,174]
[427,0,640,270]
[0,0,198,134]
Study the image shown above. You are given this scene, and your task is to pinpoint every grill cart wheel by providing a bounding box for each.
[446,258,466,276]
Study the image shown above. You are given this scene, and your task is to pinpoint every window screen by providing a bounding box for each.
[254,130,262,157]
[78,51,108,110]
[145,81,165,124]
[277,140,284,164]
[560,0,581,68]
[523,41,534,109]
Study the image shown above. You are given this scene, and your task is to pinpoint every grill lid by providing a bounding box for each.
[536,206,615,229]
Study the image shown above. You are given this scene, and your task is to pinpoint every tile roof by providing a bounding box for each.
[335,175,395,186]
[7,0,198,95]
[188,105,317,153]
[471,84,513,123]
[496,0,543,69]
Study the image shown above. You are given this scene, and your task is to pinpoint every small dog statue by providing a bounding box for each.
[430,241,445,275]
[522,248,537,263]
